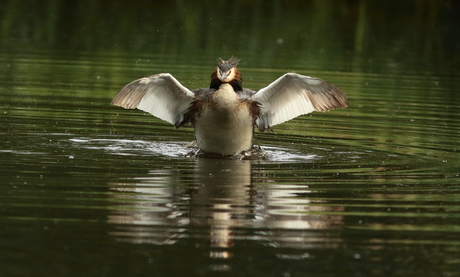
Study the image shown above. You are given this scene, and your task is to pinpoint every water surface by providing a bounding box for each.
[1,1,460,276]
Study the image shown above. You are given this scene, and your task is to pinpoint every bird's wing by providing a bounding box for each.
[111,73,195,127]
[250,73,349,131]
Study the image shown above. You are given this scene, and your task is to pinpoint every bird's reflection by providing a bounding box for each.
[190,159,253,259]
[108,158,343,265]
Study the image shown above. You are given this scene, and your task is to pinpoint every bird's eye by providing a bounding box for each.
[228,70,232,75]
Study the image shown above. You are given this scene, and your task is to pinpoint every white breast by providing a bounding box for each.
[194,84,254,155]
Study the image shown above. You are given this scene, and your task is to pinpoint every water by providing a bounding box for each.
[1,1,460,276]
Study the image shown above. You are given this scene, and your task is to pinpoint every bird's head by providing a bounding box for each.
[216,57,240,82]
[210,57,243,90]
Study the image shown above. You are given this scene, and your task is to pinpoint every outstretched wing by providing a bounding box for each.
[111,73,195,127]
[250,73,349,131]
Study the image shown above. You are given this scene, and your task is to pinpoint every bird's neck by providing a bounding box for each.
[210,70,243,91]
[213,83,239,106]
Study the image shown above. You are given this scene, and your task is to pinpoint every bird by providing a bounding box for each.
[111,57,349,157]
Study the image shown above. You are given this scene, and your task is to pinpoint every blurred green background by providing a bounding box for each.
[1,0,459,74]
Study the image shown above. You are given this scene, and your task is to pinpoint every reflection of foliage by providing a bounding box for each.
[1,0,458,66]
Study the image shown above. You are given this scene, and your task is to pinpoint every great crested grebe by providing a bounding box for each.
[111,57,349,156]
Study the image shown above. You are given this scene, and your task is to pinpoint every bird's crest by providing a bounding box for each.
[217,57,240,67]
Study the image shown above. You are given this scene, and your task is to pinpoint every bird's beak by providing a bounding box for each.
[218,70,233,82]
[220,72,229,80]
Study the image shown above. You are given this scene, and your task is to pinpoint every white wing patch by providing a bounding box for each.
[251,73,348,131]
[112,73,195,127]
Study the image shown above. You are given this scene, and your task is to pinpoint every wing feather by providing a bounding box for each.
[111,73,195,127]
[251,73,348,131]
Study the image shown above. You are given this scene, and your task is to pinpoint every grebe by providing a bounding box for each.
[111,57,348,156]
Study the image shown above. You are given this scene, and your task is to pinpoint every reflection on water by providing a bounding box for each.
[107,158,344,268]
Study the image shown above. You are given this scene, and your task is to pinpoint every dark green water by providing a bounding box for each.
[1,1,460,276]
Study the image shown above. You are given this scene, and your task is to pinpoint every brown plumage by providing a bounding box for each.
[111,57,349,156]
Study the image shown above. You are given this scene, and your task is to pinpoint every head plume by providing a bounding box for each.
[217,57,240,68]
